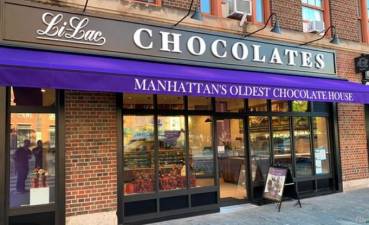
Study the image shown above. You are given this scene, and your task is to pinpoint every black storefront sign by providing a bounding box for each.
[2,2,336,77]
[355,54,369,73]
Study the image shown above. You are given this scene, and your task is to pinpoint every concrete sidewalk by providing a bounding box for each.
[150,188,369,225]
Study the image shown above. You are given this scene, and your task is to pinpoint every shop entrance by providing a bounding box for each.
[216,118,248,204]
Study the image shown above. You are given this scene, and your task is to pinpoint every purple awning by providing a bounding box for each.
[0,46,369,103]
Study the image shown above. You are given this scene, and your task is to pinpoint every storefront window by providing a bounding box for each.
[272,117,291,169]
[294,117,313,177]
[123,116,155,195]
[302,0,324,32]
[9,113,56,208]
[217,119,246,200]
[313,117,330,175]
[157,95,184,110]
[216,98,244,113]
[248,99,267,112]
[188,96,212,111]
[11,87,55,107]
[123,94,153,110]
[271,100,289,112]
[249,116,270,184]
[158,116,186,191]
[292,101,309,112]
[188,116,214,187]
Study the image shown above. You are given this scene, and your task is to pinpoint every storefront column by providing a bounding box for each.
[0,87,6,225]
[332,103,343,192]
[56,91,66,225]
[365,104,369,175]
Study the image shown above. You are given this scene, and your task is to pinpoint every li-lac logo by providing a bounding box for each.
[36,12,106,46]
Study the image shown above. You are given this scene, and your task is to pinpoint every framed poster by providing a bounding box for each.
[263,167,287,202]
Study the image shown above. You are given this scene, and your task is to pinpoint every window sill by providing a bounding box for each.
[131,0,162,7]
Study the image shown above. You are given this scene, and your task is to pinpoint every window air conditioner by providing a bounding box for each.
[307,21,325,33]
[223,0,252,20]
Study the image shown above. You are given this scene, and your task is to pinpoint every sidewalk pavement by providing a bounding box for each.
[150,188,369,225]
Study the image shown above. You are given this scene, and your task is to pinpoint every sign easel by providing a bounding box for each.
[263,166,302,212]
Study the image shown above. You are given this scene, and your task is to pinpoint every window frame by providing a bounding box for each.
[359,0,369,43]
[250,0,271,25]
[132,0,162,7]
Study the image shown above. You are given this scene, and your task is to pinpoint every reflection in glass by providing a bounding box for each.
[292,101,309,112]
[200,0,211,14]
[271,100,289,112]
[294,117,313,177]
[188,116,214,187]
[157,95,184,110]
[217,119,246,200]
[123,116,155,195]
[248,99,267,112]
[313,117,330,175]
[123,94,153,109]
[188,96,212,111]
[9,113,56,208]
[158,116,186,191]
[249,116,270,184]
[255,0,264,23]
[216,98,244,112]
[272,117,291,169]
[11,87,55,107]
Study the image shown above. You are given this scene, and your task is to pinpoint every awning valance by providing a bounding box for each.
[1,46,368,103]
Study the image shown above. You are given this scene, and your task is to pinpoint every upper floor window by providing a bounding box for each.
[302,0,326,33]
[200,0,269,24]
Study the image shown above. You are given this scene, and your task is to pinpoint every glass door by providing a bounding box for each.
[216,118,247,203]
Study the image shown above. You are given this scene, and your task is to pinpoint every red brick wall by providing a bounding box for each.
[330,0,361,42]
[65,91,118,217]
[271,0,303,32]
[336,50,369,181]
[162,0,199,10]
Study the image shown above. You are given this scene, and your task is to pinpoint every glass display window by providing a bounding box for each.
[9,113,56,208]
[216,119,246,200]
[293,117,313,177]
[158,116,186,191]
[272,117,292,169]
[271,100,289,112]
[248,99,267,112]
[188,116,214,187]
[157,95,184,110]
[11,87,55,107]
[292,101,309,112]
[123,94,154,110]
[188,96,212,111]
[249,116,270,184]
[123,115,155,195]
[313,117,330,175]
[215,98,244,113]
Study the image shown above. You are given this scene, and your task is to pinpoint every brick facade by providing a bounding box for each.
[162,0,199,10]
[65,91,118,217]
[330,0,361,42]
[271,0,303,32]
[336,50,369,182]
